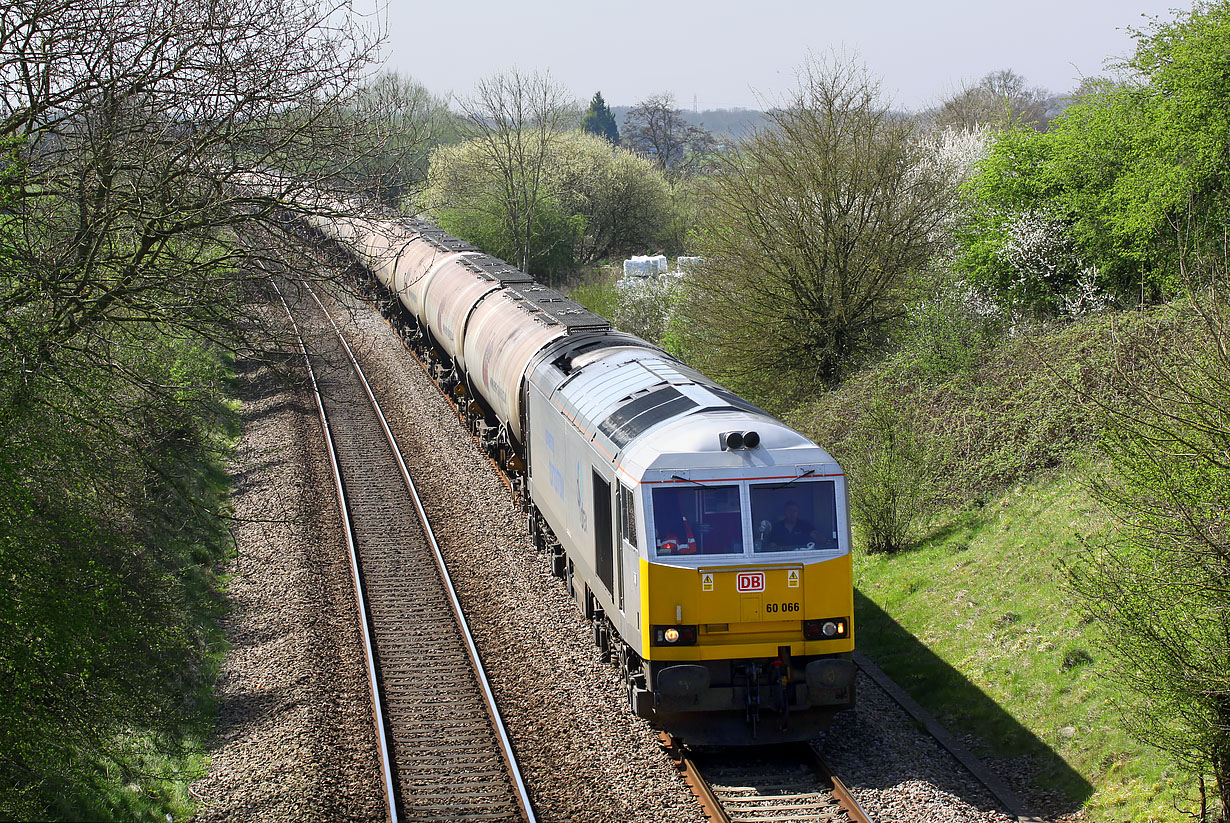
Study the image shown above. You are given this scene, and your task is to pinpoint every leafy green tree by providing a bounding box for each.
[674,55,951,405]
[549,132,673,264]
[1068,293,1230,819]
[958,3,1230,315]
[435,194,583,284]
[581,90,619,145]
[425,131,673,281]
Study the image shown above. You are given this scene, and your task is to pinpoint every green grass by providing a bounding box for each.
[564,264,620,318]
[855,468,1193,821]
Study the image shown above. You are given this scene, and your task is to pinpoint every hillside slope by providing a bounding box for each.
[855,469,1185,821]
[791,305,1206,822]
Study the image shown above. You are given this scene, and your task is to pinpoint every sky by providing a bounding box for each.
[374,0,1186,111]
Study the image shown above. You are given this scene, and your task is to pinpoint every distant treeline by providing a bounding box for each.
[609,105,766,140]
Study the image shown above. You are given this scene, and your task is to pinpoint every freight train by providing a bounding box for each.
[303,206,856,745]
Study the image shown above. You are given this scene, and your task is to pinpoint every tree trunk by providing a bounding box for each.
[1212,695,1230,822]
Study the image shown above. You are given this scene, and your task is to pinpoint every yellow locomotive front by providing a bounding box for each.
[630,458,856,744]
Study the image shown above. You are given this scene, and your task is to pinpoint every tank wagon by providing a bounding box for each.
[309,208,856,745]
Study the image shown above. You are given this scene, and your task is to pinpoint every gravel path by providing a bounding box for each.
[190,332,385,823]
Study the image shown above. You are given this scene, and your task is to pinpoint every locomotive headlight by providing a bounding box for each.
[652,625,698,646]
[803,618,850,640]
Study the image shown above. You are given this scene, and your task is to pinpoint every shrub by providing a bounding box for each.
[843,399,932,553]
[612,273,685,347]
[1061,648,1094,671]
[796,303,1206,512]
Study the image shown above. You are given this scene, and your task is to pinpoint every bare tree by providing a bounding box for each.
[347,71,454,207]
[0,0,384,372]
[452,69,577,274]
[622,93,715,176]
[931,69,1052,131]
[675,55,950,404]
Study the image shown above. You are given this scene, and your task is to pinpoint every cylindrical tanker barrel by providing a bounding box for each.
[420,258,501,366]
[302,214,329,237]
[352,219,404,289]
[377,224,425,292]
[464,291,568,441]
[304,208,345,242]
[397,248,480,325]
[373,233,419,297]
[328,214,362,249]
[350,218,383,266]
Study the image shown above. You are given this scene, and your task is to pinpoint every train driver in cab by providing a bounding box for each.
[766,501,817,549]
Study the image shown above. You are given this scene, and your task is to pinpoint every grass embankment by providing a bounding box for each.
[855,471,1185,821]
[0,335,238,821]
[792,306,1203,822]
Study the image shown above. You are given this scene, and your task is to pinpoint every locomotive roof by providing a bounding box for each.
[531,339,838,477]
[620,413,840,481]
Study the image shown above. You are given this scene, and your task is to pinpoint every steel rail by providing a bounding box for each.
[661,732,874,823]
[304,284,538,823]
[660,733,728,823]
[270,279,400,823]
[807,746,875,823]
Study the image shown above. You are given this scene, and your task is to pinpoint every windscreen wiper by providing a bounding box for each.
[671,474,708,488]
[771,469,815,490]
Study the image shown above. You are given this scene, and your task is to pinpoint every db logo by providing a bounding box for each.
[736,572,765,593]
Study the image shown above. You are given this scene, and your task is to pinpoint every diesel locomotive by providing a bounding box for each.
[304,206,857,745]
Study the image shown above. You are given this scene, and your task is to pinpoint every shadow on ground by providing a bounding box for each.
[851,589,1092,818]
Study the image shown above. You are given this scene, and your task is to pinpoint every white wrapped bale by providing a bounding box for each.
[623,254,668,277]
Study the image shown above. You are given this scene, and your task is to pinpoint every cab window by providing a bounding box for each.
[651,485,743,556]
[751,481,839,553]
[618,483,637,549]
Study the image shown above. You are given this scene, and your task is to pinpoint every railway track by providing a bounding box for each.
[273,278,536,823]
[283,249,1022,823]
[663,734,873,823]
